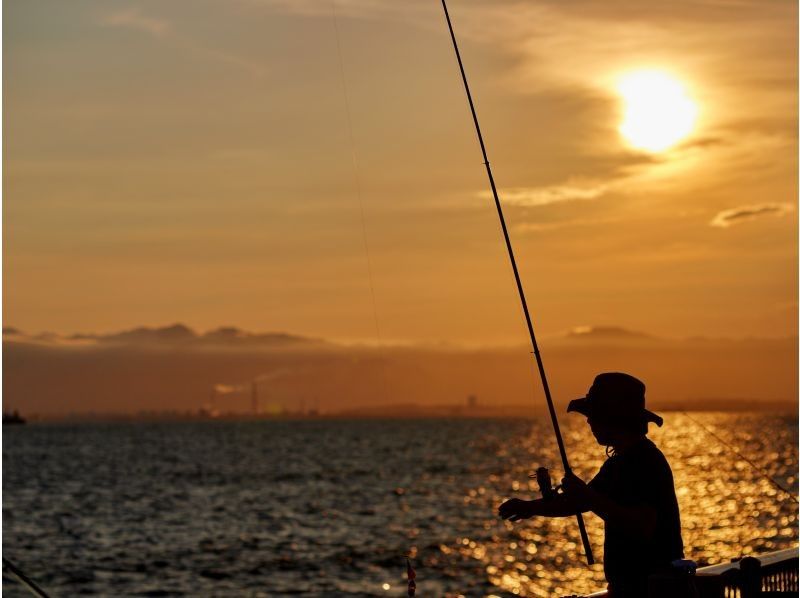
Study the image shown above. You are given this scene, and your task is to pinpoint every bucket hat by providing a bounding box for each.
[567,372,663,427]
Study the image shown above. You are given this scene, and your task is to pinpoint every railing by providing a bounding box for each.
[694,548,798,598]
[565,548,799,598]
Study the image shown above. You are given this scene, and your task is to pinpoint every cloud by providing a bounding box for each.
[101,8,170,37]
[475,178,613,232]
[484,180,608,208]
[513,216,619,234]
[448,0,797,197]
[710,203,794,228]
[213,383,246,395]
[562,325,656,342]
[5,324,323,350]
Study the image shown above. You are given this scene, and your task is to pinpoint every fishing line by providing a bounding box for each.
[329,11,423,590]
[2,557,51,598]
[680,412,798,505]
[329,0,384,347]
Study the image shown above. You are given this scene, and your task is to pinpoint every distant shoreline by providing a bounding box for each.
[10,399,797,424]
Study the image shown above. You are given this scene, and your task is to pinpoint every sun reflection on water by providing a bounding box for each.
[450,413,797,597]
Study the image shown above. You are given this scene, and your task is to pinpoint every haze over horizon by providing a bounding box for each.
[3,320,798,346]
[4,322,796,416]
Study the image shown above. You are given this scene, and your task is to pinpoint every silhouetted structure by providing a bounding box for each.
[3,410,26,425]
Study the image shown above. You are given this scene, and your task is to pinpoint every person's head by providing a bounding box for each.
[586,413,648,447]
[567,372,663,449]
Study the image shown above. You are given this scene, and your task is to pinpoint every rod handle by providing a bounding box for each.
[575,512,595,565]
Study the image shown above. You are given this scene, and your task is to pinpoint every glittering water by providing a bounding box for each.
[2,414,797,597]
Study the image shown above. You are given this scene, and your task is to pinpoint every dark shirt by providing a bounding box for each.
[588,438,684,594]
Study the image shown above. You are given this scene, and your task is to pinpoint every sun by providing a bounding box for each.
[617,70,698,152]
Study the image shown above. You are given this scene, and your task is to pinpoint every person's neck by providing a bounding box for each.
[612,435,647,455]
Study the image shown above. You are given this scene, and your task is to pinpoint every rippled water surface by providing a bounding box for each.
[3,414,797,596]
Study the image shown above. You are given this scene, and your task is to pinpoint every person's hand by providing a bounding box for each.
[560,472,592,505]
[498,498,534,522]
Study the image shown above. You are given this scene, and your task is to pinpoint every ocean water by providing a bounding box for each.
[2,414,797,597]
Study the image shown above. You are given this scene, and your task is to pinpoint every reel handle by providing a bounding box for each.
[534,467,559,500]
[533,467,595,564]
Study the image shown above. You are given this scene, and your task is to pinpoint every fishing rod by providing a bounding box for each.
[440,0,594,565]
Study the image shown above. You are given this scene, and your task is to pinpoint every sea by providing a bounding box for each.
[2,413,797,597]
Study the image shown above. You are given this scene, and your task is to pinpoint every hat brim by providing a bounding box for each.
[567,397,664,427]
[567,397,592,417]
[643,409,664,427]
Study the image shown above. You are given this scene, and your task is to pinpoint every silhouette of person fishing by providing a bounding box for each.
[499,373,684,597]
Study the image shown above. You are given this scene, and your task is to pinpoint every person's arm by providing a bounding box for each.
[562,473,657,538]
[498,493,590,522]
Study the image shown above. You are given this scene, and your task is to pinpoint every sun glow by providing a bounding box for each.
[617,70,698,152]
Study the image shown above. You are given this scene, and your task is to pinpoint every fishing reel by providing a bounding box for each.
[531,466,561,500]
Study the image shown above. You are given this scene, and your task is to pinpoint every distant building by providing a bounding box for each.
[467,394,478,409]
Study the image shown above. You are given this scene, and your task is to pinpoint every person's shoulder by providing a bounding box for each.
[642,437,667,457]
[638,438,674,471]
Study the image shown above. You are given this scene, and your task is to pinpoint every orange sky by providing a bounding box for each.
[4,0,798,346]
